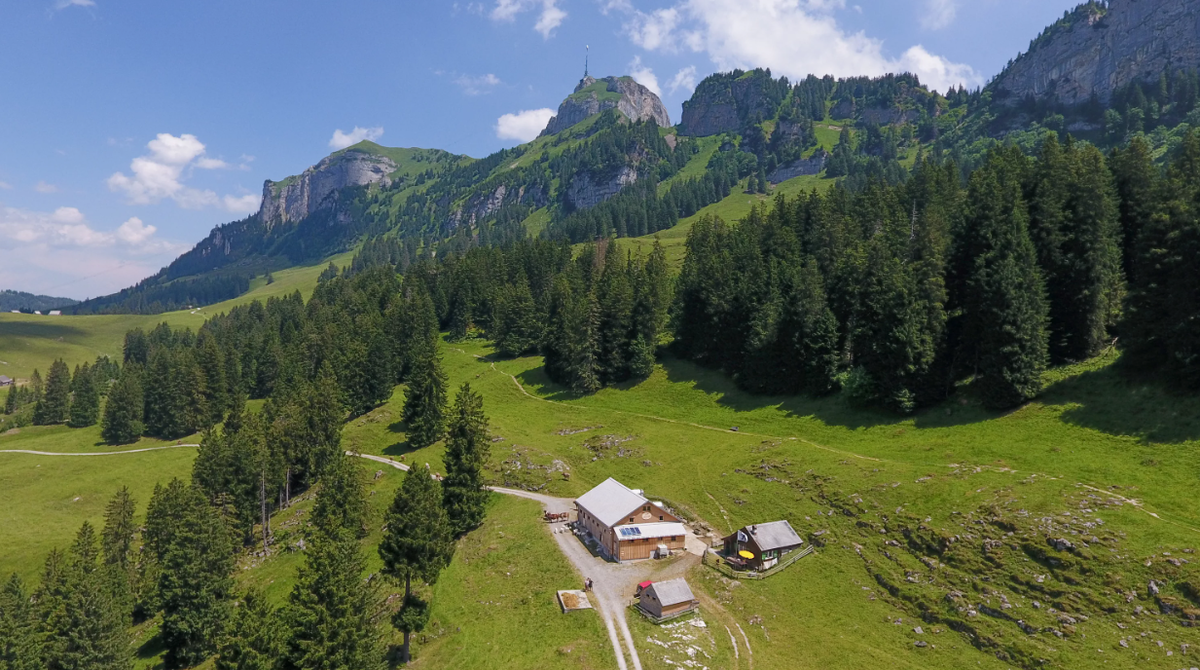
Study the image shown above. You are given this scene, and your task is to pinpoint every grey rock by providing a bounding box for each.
[260,148,397,227]
[993,0,1200,105]
[1148,580,1160,596]
[914,640,928,648]
[1050,537,1075,552]
[541,76,670,138]
[564,164,639,211]
[767,149,830,183]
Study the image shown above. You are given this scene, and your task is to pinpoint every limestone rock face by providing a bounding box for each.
[767,149,830,183]
[565,164,639,211]
[992,0,1200,105]
[679,74,778,137]
[540,76,671,137]
[259,149,397,227]
[446,183,548,230]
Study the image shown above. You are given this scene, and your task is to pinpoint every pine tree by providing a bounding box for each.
[1109,136,1159,281]
[378,466,453,664]
[4,385,17,415]
[0,573,41,670]
[33,359,71,425]
[101,487,138,618]
[305,365,345,479]
[310,454,368,540]
[68,363,99,428]
[156,482,235,669]
[42,522,131,670]
[402,347,447,450]
[442,383,490,536]
[282,462,384,670]
[495,274,542,357]
[595,245,634,384]
[101,365,143,445]
[779,258,842,395]
[216,589,283,670]
[962,152,1050,409]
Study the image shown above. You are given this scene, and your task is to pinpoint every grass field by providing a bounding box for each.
[0,424,198,581]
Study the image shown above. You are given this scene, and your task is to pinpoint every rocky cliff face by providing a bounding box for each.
[446,182,548,230]
[565,165,639,211]
[259,147,397,227]
[992,0,1200,105]
[540,76,671,137]
[679,70,784,137]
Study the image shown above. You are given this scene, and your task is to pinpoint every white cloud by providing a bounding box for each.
[107,133,252,211]
[628,56,662,97]
[223,193,262,214]
[490,0,566,39]
[495,108,555,143]
[921,0,957,30]
[455,73,503,95]
[35,181,59,194]
[329,126,384,150]
[54,0,94,9]
[0,205,178,254]
[614,0,980,93]
[115,217,155,245]
[668,65,698,95]
[0,182,11,190]
[196,157,230,170]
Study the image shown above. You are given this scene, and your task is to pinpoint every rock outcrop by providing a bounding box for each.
[767,149,830,183]
[992,0,1200,105]
[679,69,787,137]
[540,76,671,137]
[565,165,639,211]
[258,146,397,227]
[446,182,548,230]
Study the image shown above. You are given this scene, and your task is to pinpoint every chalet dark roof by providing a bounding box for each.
[646,579,695,607]
[738,520,803,551]
[0,375,12,384]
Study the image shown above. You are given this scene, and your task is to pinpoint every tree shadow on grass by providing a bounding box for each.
[1042,360,1200,444]
[135,632,165,669]
[658,354,1002,431]
[0,321,90,340]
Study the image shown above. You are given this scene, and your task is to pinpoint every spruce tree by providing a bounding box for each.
[4,385,17,415]
[282,462,384,670]
[1109,135,1158,281]
[402,347,447,450]
[101,487,138,618]
[33,359,71,425]
[779,258,841,395]
[42,522,130,670]
[309,454,368,540]
[68,363,99,428]
[101,364,143,445]
[595,246,634,384]
[962,153,1050,409]
[216,588,283,670]
[305,365,345,479]
[378,466,453,664]
[0,573,41,670]
[495,274,542,357]
[155,482,235,669]
[442,383,491,536]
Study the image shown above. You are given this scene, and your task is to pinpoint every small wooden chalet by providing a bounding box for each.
[575,477,686,562]
[722,520,804,571]
[0,376,12,387]
[637,578,698,620]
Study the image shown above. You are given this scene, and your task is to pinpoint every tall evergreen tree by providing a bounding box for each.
[378,466,453,663]
[1109,135,1159,281]
[101,364,143,445]
[282,461,384,670]
[41,522,130,670]
[33,359,71,425]
[442,383,490,536]
[0,573,41,670]
[67,363,99,428]
[154,481,236,669]
[101,487,138,618]
[494,273,542,357]
[216,589,283,670]
[402,347,447,450]
[961,151,1050,409]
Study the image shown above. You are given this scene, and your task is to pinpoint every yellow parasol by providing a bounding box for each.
[738,550,754,559]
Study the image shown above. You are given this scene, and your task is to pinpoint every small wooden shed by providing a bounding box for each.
[0,376,12,387]
[637,578,698,620]
[722,520,804,571]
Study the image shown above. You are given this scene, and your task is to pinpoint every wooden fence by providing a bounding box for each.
[701,545,814,580]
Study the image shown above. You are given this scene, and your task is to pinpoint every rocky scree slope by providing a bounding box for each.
[540,75,670,137]
[992,0,1200,105]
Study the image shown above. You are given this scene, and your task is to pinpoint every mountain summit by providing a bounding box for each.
[540,75,671,137]
[992,0,1200,105]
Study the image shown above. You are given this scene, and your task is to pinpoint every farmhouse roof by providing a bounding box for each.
[0,376,12,384]
[576,477,647,527]
[647,579,696,607]
[615,522,686,541]
[743,520,804,551]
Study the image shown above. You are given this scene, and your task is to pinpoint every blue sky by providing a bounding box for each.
[0,0,1080,299]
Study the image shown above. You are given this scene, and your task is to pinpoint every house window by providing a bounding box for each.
[629,517,634,523]
[763,550,777,559]
[659,515,664,521]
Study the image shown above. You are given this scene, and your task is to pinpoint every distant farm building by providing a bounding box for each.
[575,477,686,562]
[722,520,804,571]
[636,578,698,620]
[48,310,61,316]
[0,376,12,387]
